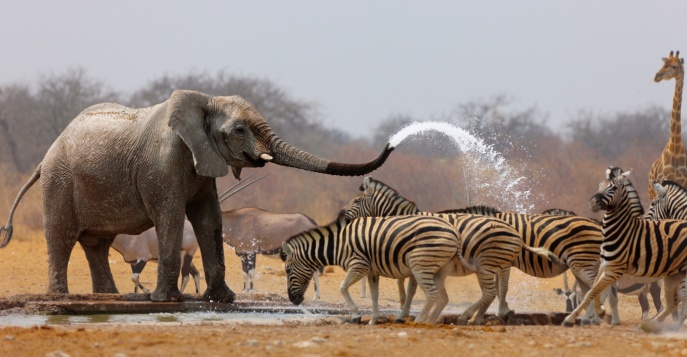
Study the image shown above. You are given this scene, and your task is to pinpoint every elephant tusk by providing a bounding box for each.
[259,153,273,161]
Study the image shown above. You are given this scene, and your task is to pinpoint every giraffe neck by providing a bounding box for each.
[668,69,684,152]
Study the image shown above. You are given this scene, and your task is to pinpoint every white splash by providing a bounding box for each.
[386,121,537,212]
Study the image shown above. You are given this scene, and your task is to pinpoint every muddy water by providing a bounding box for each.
[0,311,331,327]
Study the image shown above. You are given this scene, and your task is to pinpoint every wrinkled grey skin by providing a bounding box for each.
[0,90,394,303]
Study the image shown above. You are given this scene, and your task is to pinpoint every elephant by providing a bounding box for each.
[0,89,394,303]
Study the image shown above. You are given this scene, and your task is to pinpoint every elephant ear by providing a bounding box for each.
[167,90,229,177]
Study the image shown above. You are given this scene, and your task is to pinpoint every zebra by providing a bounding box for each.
[342,176,612,324]
[562,167,687,327]
[339,176,563,325]
[647,179,687,221]
[543,208,665,320]
[280,215,462,325]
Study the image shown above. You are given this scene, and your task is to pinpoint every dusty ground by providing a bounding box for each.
[2,236,687,356]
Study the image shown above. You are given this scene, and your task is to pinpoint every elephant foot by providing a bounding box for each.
[151,286,185,302]
[203,284,236,303]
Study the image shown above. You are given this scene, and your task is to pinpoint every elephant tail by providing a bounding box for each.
[1,163,41,248]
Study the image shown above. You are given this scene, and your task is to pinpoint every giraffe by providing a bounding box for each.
[648,50,687,200]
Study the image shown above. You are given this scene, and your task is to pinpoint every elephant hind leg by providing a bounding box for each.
[44,227,79,294]
[79,235,118,294]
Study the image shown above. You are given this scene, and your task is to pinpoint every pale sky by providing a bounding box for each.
[2,1,685,138]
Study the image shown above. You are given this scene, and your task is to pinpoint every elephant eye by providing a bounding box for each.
[234,125,247,135]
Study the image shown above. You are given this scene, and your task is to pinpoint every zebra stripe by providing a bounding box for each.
[281,215,460,325]
[340,177,561,324]
[562,167,687,327]
[543,208,665,320]
[440,205,616,324]
[648,180,687,221]
[343,177,611,324]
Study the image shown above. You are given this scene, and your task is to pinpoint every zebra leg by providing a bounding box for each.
[607,282,620,325]
[638,287,650,320]
[427,264,452,324]
[459,272,497,325]
[397,277,407,309]
[312,270,321,301]
[412,271,438,324]
[649,281,664,318]
[396,276,417,323]
[496,268,513,318]
[360,276,366,298]
[339,267,368,324]
[656,273,682,322]
[572,271,606,324]
[562,271,618,327]
[367,275,381,325]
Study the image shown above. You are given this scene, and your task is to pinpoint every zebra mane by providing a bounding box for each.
[364,177,418,209]
[282,218,343,246]
[661,180,687,192]
[438,205,502,215]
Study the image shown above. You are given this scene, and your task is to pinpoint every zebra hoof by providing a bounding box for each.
[394,318,406,324]
[581,318,592,326]
[351,316,362,324]
[562,320,575,328]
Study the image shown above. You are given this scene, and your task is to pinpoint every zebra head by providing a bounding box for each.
[339,176,418,220]
[280,241,314,305]
[589,167,632,212]
[647,180,687,220]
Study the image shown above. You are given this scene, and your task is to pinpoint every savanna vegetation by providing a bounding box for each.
[0,69,670,241]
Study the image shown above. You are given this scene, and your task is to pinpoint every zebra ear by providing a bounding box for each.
[281,242,292,258]
[363,176,372,189]
[654,182,667,197]
[621,169,632,177]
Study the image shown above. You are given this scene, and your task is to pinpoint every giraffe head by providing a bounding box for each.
[655,50,684,82]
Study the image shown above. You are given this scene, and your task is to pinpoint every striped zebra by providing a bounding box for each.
[562,167,687,327]
[342,177,611,324]
[543,208,665,320]
[340,177,563,324]
[648,180,687,221]
[281,215,462,325]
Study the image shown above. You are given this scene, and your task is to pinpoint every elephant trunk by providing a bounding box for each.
[255,123,394,176]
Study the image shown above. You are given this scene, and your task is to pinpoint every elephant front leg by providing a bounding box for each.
[186,197,235,303]
[151,219,185,302]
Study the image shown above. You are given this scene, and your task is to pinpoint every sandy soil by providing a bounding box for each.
[2,237,687,356]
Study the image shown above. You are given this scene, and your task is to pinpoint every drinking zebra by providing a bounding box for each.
[342,177,611,324]
[562,167,687,327]
[543,208,665,320]
[281,215,461,325]
[340,177,563,324]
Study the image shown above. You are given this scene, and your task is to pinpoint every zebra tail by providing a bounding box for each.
[523,245,565,267]
[457,253,480,273]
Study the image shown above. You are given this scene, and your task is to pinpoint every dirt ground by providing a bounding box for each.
[2,237,687,356]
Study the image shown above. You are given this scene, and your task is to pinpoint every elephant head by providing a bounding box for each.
[167,90,394,179]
